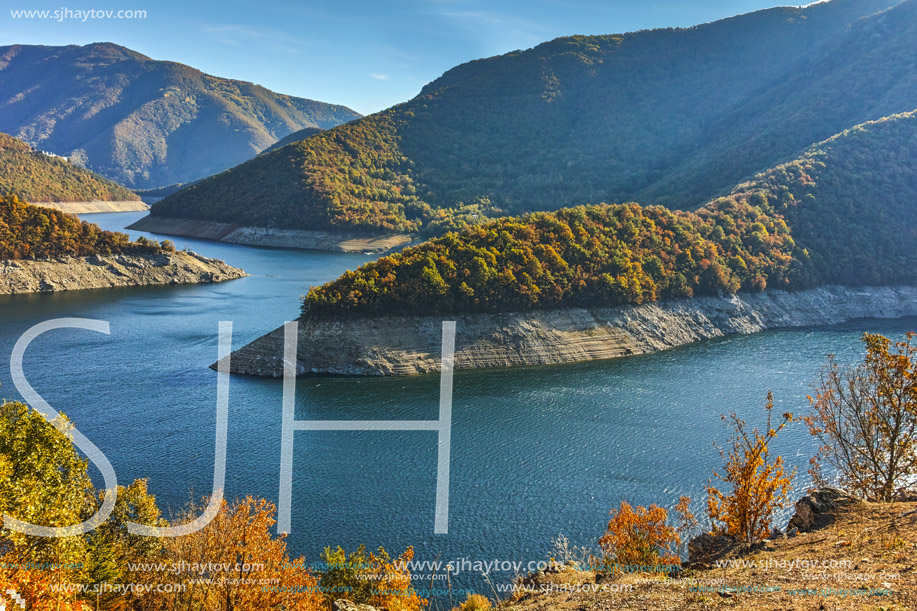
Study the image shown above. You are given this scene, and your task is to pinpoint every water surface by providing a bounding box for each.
[1,211,913,599]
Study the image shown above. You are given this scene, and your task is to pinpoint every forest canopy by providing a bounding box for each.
[0,133,138,203]
[0,195,159,259]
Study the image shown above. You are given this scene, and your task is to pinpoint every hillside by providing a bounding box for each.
[302,111,917,318]
[149,0,910,236]
[0,43,361,189]
[260,126,325,155]
[0,194,154,259]
[0,132,138,202]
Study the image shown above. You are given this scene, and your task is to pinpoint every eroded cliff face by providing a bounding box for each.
[0,251,246,294]
[225,286,917,377]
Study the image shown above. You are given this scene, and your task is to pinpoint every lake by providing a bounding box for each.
[1,210,913,602]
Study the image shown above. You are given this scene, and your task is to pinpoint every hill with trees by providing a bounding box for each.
[0,194,157,259]
[260,126,325,155]
[0,43,361,189]
[0,132,138,202]
[302,111,917,317]
[150,0,912,236]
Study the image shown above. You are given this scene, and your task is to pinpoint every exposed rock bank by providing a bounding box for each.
[128,215,411,253]
[31,200,149,214]
[0,251,246,295]
[226,285,917,377]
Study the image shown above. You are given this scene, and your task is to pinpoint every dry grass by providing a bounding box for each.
[498,502,917,611]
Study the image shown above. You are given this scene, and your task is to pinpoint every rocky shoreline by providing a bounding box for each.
[0,251,246,295]
[225,285,917,377]
[128,215,412,253]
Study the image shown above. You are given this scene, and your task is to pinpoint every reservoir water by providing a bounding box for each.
[1,211,914,600]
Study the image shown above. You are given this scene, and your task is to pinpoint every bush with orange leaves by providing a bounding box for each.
[598,495,696,568]
[706,392,794,545]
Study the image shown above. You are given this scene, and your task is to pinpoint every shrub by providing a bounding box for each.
[456,593,492,610]
[706,392,794,544]
[598,499,688,567]
[805,332,917,501]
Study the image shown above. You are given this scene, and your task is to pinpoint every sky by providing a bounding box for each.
[3,0,794,115]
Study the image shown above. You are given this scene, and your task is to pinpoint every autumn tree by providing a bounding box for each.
[318,544,427,611]
[0,401,92,608]
[598,496,694,567]
[706,393,794,545]
[138,496,324,611]
[806,332,917,501]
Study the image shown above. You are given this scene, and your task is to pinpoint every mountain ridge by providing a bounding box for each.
[0,42,362,188]
[147,0,908,236]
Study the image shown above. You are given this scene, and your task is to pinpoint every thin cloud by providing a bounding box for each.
[371,73,391,80]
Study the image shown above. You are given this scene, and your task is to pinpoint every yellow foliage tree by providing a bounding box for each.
[706,392,794,544]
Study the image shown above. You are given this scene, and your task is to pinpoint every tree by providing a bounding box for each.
[138,496,324,611]
[318,545,426,611]
[706,393,794,545]
[805,332,917,501]
[598,497,694,567]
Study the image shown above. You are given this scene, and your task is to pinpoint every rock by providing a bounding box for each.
[224,286,917,377]
[787,487,863,533]
[0,252,246,295]
[787,527,798,538]
[334,601,381,611]
[688,533,738,564]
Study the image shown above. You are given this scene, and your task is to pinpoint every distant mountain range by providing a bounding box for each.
[0,43,361,189]
[146,0,914,238]
[0,132,138,202]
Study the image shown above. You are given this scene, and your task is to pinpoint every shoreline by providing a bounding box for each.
[0,251,246,295]
[30,200,149,214]
[223,285,917,377]
[127,215,413,254]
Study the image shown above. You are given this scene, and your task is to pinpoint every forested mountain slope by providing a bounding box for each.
[151,0,909,235]
[0,43,361,188]
[0,132,138,202]
[302,111,917,317]
[0,194,153,259]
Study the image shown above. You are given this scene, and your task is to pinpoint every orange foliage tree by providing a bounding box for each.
[598,496,695,567]
[135,496,323,611]
[706,392,794,544]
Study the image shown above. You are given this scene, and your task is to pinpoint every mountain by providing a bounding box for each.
[0,43,361,189]
[302,111,917,317]
[0,132,138,202]
[147,0,911,238]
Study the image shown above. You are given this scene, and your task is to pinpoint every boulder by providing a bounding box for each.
[687,532,738,564]
[786,487,863,533]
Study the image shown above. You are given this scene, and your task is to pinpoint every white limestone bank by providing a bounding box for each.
[128,215,412,254]
[0,251,246,295]
[31,200,149,214]
[225,286,917,377]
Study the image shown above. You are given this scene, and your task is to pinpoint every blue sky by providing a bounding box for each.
[4,0,793,115]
